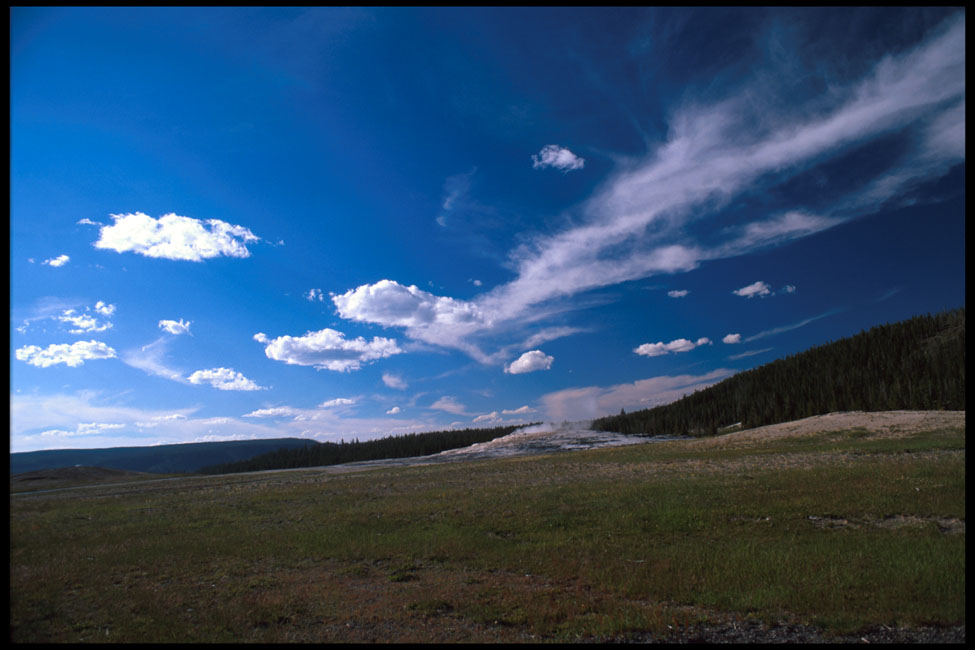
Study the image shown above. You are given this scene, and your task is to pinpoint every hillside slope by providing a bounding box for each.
[594,308,965,436]
[9,437,318,475]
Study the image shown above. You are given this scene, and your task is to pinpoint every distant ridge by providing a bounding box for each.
[9,438,317,475]
[593,308,965,437]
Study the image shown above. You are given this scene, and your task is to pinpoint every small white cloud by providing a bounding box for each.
[733,281,772,298]
[243,407,298,418]
[260,328,403,372]
[780,284,797,294]
[306,288,325,302]
[253,332,269,344]
[77,218,102,226]
[473,411,500,424]
[722,333,742,344]
[158,318,191,335]
[16,340,117,367]
[470,279,483,287]
[187,367,265,391]
[382,372,408,390]
[43,254,70,267]
[634,337,710,357]
[58,311,112,334]
[94,301,116,317]
[504,350,554,374]
[320,397,355,408]
[386,406,401,415]
[502,405,535,415]
[94,212,260,261]
[531,145,585,172]
[136,413,188,427]
[667,289,689,298]
[430,396,468,415]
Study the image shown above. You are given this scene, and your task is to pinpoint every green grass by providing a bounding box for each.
[9,425,965,642]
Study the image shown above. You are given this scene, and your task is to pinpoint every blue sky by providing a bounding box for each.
[10,7,966,452]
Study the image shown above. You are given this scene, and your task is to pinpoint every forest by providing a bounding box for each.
[200,423,536,474]
[593,308,965,437]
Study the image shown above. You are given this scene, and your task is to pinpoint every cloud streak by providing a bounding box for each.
[541,369,735,422]
[328,15,963,365]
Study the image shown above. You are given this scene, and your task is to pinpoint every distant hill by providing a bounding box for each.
[200,423,538,475]
[9,438,318,475]
[593,308,965,437]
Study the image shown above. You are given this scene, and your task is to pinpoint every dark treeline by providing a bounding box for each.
[593,308,965,437]
[200,423,538,475]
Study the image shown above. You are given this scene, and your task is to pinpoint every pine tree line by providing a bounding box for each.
[200,423,537,474]
[593,308,965,437]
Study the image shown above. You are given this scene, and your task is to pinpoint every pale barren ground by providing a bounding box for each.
[686,410,966,448]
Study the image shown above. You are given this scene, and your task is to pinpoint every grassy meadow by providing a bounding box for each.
[9,422,965,642]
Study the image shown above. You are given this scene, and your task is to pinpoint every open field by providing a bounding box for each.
[9,411,965,642]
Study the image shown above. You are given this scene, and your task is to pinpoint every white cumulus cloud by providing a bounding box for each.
[57,308,113,334]
[667,289,689,298]
[733,281,772,299]
[386,406,401,415]
[634,337,711,357]
[159,318,191,335]
[504,350,554,374]
[187,367,264,391]
[306,288,325,302]
[532,144,585,172]
[42,254,70,267]
[16,340,117,367]
[94,212,260,261]
[260,327,403,372]
[722,333,742,344]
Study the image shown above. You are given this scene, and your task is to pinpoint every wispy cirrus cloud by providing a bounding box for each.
[328,15,964,365]
[745,309,840,342]
[320,397,355,408]
[541,369,735,422]
[94,212,260,261]
[728,347,774,360]
[382,372,408,390]
[429,395,469,415]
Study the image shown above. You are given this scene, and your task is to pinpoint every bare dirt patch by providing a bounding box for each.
[684,410,965,450]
